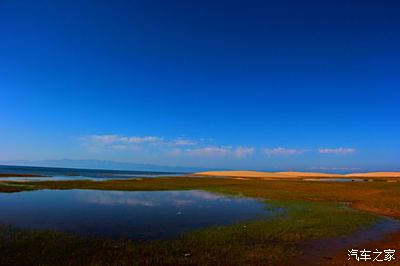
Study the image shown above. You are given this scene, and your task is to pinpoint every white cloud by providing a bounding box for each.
[89,135,120,145]
[170,138,197,146]
[319,148,356,155]
[187,146,232,157]
[124,136,163,144]
[81,134,163,152]
[84,135,162,145]
[84,134,350,161]
[83,135,202,148]
[263,147,306,156]
[234,147,255,158]
[82,134,205,156]
[184,146,254,158]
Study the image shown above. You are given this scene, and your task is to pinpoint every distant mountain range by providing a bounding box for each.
[0,159,212,173]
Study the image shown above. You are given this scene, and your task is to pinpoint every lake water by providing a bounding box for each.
[0,189,277,240]
[0,165,184,181]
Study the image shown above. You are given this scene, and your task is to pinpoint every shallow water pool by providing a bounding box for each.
[0,189,278,240]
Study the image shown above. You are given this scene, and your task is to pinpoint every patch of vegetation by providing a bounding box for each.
[0,182,36,193]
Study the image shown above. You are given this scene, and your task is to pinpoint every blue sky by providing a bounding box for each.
[1,0,399,171]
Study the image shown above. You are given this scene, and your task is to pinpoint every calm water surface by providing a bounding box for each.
[0,165,183,181]
[0,189,277,240]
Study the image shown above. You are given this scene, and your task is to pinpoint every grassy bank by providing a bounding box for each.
[1,177,399,265]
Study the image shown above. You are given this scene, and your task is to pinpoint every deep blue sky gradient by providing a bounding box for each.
[1,0,399,170]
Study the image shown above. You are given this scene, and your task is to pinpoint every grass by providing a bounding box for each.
[1,177,399,265]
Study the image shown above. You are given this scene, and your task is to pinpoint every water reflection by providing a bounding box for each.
[78,190,240,207]
[0,190,278,240]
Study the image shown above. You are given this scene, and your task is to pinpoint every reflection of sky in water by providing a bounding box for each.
[0,190,279,240]
[78,190,241,207]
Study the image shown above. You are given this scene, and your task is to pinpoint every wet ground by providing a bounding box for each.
[293,218,400,265]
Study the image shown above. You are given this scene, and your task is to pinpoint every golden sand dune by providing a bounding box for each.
[275,171,342,177]
[194,170,400,179]
[194,171,338,179]
[194,171,284,178]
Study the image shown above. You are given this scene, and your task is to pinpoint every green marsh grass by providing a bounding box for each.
[0,177,397,265]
